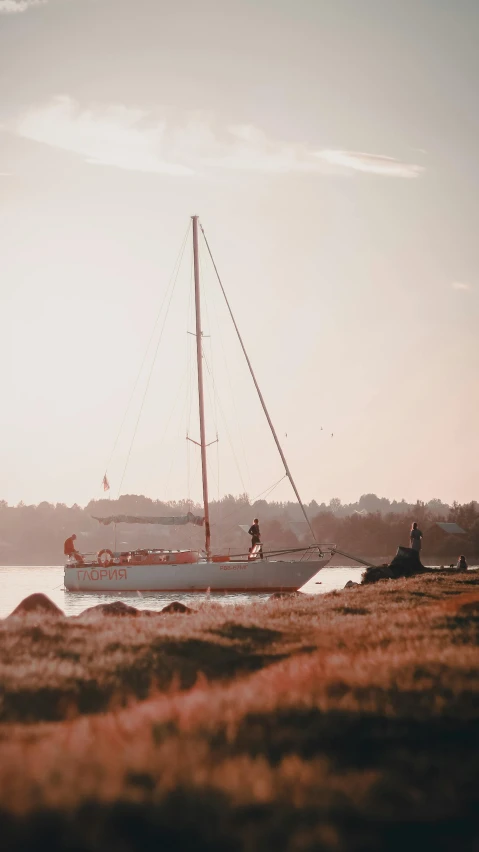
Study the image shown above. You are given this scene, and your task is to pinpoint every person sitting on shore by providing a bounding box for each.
[410,522,423,552]
[457,554,468,572]
[64,534,84,564]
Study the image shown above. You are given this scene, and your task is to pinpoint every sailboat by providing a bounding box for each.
[64,217,332,593]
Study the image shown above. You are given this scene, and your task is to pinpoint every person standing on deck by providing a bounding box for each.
[248,518,263,559]
[410,522,423,553]
[64,534,84,564]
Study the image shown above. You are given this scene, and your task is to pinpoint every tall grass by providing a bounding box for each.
[1,572,479,850]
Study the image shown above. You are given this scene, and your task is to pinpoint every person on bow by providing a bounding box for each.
[248,518,263,559]
[64,534,84,564]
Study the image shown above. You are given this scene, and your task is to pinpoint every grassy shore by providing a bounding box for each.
[1,572,479,850]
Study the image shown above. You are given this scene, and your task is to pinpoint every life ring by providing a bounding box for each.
[98,549,114,567]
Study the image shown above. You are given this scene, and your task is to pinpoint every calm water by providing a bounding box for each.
[0,565,364,618]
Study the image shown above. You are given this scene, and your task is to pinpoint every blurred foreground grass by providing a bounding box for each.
[1,572,479,850]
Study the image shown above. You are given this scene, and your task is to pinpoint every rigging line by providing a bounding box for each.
[205,455,219,493]
[216,419,220,503]
[104,220,191,478]
[155,368,188,471]
[164,391,189,500]
[186,253,195,506]
[203,374,217,455]
[205,336,220,502]
[207,338,219,439]
[256,474,288,502]
[187,412,191,505]
[197,243,221,501]
[201,346,218,441]
[129,365,188,503]
[219,474,288,530]
[117,232,189,497]
[204,250,253,494]
[201,336,220,497]
[200,223,317,545]
[186,254,194,435]
[202,349,248,494]
[198,244,219,438]
[187,451,202,513]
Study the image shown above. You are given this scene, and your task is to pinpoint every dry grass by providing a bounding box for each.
[1,572,479,850]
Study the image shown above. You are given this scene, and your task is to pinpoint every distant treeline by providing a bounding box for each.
[0,493,477,564]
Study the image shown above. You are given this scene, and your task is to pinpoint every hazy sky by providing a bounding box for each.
[1,0,478,508]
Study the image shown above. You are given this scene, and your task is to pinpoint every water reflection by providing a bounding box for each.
[0,565,365,618]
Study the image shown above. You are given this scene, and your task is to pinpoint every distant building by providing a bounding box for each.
[435,522,466,535]
[424,521,468,558]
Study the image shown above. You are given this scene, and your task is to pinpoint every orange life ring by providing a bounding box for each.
[98,548,114,567]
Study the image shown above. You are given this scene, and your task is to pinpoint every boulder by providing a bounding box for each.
[388,546,426,577]
[8,593,64,618]
[160,601,194,614]
[362,547,428,585]
[361,564,395,584]
[344,581,360,588]
[79,601,140,618]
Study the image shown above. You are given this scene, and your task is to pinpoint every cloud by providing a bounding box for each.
[200,123,333,174]
[14,96,425,181]
[452,281,472,291]
[317,149,423,178]
[15,97,193,176]
[15,99,324,177]
[0,0,46,12]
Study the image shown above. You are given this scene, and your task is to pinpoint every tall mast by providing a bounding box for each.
[192,216,211,558]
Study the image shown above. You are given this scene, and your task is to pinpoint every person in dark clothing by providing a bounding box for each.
[248,518,260,546]
[410,522,423,552]
[457,555,468,572]
[248,518,263,559]
[64,534,84,564]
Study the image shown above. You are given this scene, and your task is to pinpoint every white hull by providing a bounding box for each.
[64,558,329,593]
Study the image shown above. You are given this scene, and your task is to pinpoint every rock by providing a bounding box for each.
[344,581,360,588]
[388,546,426,578]
[8,593,64,618]
[79,601,140,618]
[160,601,194,614]
[362,547,428,585]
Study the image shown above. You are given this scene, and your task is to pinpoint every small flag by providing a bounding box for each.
[102,474,110,492]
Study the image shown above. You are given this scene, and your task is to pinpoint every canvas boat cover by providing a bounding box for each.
[93,512,205,527]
